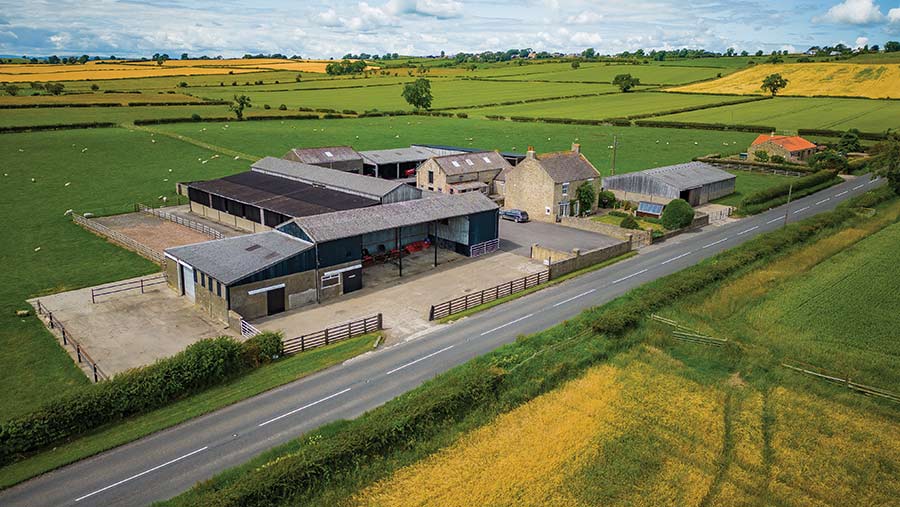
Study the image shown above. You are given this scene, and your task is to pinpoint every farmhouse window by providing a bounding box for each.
[428,171,434,184]
[561,182,570,196]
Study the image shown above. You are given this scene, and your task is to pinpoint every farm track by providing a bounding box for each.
[129,124,259,161]
[699,390,738,507]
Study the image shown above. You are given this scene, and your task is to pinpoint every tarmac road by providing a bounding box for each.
[0,175,882,507]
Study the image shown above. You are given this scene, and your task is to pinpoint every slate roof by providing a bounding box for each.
[433,151,512,176]
[289,192,498,242]
[603,161,734,191]
[189,171,377,218]
[251,156,409,200]
[449,181,488,191]
[283,146,362,165]
[165,231,313,285]
[359,146,435,166]
[751,134,816,152]
[532,151,600,183]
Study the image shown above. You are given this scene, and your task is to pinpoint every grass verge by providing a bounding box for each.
[438,251,637,324]
[735,176,843,216]
[0,332,378,490]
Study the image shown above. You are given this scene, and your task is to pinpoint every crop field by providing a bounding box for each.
[0,127,247,420]
[189,79,616,111]
[0,104,252,127]
[672,62,900,99]
[52,70,325,92]
[461,92,751,120]
[0,92,204,106]
[478,62,726,84]
[650,96,900,132]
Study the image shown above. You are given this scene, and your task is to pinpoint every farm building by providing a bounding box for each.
[283,146,364,173]
[416,151,512,196]
[359,146,436,179]
[411,144,526,166]
[749,134,818,162]
[503,144,602,222]
[601,161,735,206]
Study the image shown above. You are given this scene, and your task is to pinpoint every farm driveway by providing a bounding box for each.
[29,275,234,377]
[500,219,621,257]
[255,251,546,345]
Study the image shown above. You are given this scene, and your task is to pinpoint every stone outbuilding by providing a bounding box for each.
[502,144,601,222]
[416,151,512,196]
[283,146,364,173]
[601,161,735,206]
[749,134,817,162]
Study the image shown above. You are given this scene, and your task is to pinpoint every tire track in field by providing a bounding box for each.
[126,124,259,161]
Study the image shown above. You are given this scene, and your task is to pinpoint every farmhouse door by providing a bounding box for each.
[181,265,195,302]
[266,287,286,316]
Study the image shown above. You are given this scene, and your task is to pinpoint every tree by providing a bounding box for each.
[598,190,616,208]
[838,130,862,153]
[581,48,596,59]
[571,60,580,69]
[808,150,849,172]
[755,50,764,57]
[884,41,900,53]
[612,73,640,92]
[228,94,252,120]
[401,78,432,110]
[4,84,20,96]
[45,82,65,95]
[90,83,100,91]
[761,73,788,96]
[870,134,900,194]
[78,54,90,64]
[753,150,770,162]
[181,53,189,60]
[575,182,596,216]
[661,199,694,230]
[156,54,169,66]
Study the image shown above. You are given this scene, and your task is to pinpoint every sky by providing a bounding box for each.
[1,0,899,58]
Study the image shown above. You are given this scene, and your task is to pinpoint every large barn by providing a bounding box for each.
[601,162,735,206]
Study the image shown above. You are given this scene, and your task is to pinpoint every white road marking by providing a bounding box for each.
[74,446,209,502]
[480,314,534,336]
[701,238,728,249]
[766,217,782,225]
[385,345,455,375]
[815,198,830,205]
[660,251,692,265]
[835,191,848,197]
[553,289,596,307]
[853,184,864,190]
[737,225,759,236]
[793,206,809,214]
[258,388,352,427]
[612,268,649,284]
[869,178,878,184]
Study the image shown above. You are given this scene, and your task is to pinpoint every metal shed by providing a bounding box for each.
[601,162,735,206]
[359,146,436,179]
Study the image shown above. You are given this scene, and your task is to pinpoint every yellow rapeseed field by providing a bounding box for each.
[671,63,900,99]
[0,63,262,82]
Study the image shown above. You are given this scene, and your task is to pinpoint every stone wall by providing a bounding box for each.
[530,244,576,264]
[535,240,632,279]
[558,216,652,248]
[230,270,317,321]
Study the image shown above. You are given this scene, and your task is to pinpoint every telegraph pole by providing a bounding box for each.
[610,135,618,176]
[782,183,793,227]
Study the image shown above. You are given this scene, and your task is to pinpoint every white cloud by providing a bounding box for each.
[566,11,602,25]
[888,7,900,23]
[570,31,602,45]
[780,44,797,53]
[819,0,884,25]
[386,0,462,19]
[49,32,70,49]
[318,9,342,27]
[855,36,868,47]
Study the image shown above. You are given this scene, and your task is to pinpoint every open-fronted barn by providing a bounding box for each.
[601,161,735,206]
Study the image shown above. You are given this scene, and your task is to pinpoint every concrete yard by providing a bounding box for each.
[499,218,621,257]
[255,250,546,344]
[30,275,235,377]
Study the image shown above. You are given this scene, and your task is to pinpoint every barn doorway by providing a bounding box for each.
[342,267,363,294]
[266,287,286,315]
[679,187,701,206]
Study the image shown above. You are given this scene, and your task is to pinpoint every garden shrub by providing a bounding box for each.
[661,199,694,230]
[191,113,201,121]
[620,215,640,229]
[608,210,629,218]
[243,332,284,367]
[278,104,287,111]
[598,190,617,208]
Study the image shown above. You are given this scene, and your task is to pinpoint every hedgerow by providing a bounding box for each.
[740,169,838,207]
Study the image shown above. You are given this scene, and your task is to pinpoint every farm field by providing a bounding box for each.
[479,62,726,84]
[47,70,328,93]
[0,127,247,420]
[712,170,795,207]
[0,104,307,128]
[460,92,752,120]
[0,92,205,106]
[650,96,900,132]
[672,62,900,99]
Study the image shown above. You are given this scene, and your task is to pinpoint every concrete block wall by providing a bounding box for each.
[230,270,317,321]
[544,240,632,279]
[189,201,270,233]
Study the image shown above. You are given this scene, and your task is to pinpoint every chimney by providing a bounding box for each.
[526,146,536,160]
[571,143,581,154]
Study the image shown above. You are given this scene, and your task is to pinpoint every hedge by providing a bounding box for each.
[634,119,775,133]
[170,188,887,507]
[0,333,283,464]
[0,122,118,133]
[740,169,838,207]
[797,128,888,141]
[624,96,770,120]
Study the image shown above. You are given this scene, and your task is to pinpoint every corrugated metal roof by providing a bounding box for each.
[251,157,409,199]
[605,161,734,190]
[283,146,362,165]
[359,146,435,166]
[288,192,498,243]
[434,151,512,176]
[165,231,313,285]
[412,144,525,159]
[189,171,377,218]
[534,152,600,183]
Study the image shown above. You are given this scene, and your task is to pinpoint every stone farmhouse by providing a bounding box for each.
[415,151,513,196]
[749,134,818,162]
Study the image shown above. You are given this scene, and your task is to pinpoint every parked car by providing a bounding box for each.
[500,209,529,223]
[404,168,417,177]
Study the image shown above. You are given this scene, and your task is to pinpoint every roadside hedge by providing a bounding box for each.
[0,333,284,464]
[0,122,118,133]
[798,128,887,141]
[740,169,838,207]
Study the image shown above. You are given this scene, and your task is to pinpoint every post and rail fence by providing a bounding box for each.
[90,274,167,303]
[428,270,550,321]
[240,319,262,338]
[34,300,108,382]
[281,314,382,355]
[72,213,164,265]
[136,203,224,239]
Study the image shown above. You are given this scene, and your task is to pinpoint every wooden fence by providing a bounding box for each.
[782,362,900,404]
[137,203,224,239]
[34,300,107,382]
[428,270,550,321]
[73,213,164,264]
[282,314,382,355]
[91,274,167,303]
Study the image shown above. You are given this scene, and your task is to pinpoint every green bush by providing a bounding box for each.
[278,104,287,111]
[243,332,284,367]
[598,190,616,208]
[754,150,770,163]
[608,210,629,218]
[661,199,694,230]
[620,215,640,229]
[771,155,786,164]
[809,151,849,173]
[191,113,201,122]
[456,112,468,118]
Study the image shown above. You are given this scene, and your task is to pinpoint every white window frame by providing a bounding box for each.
[561,181,570,196]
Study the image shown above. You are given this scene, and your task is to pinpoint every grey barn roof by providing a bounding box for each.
[603,162,734,191]
[165,231,313,285]
[288,192,498,243]
[433,151,512,176]
[359,146,435,166]
[534,152,601,183]
[283,146,362,166]
[251,157,408,200]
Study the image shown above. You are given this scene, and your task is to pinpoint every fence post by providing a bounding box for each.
[428,306,435,321]
[509,280,513,295]
[76,344,82,363]
[91,289,96,304]
[301,335,306,352]
[92,363,98,382]
[480,290,484,306]
[347,321,352,339]
[61,327,67,346]
[324,328,329,346]
[377,313,383,330]
[48,312,54,329]
[140,278,145,294]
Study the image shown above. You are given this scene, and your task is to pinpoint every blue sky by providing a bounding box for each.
[1,0,899,58]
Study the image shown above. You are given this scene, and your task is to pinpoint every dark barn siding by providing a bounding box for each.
[467,209,500,246]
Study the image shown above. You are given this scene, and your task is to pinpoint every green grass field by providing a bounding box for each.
[477,62,726,84]
[461,92,751,120]
[712,170,795,206]
[0,104,310,127]
[652,95,900,132]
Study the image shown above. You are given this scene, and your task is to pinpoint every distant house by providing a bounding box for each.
[601,161,735,206]
[749,134,817,162]
[503,144,601,222]
[283,146,364,173]
[416,151,512,196]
